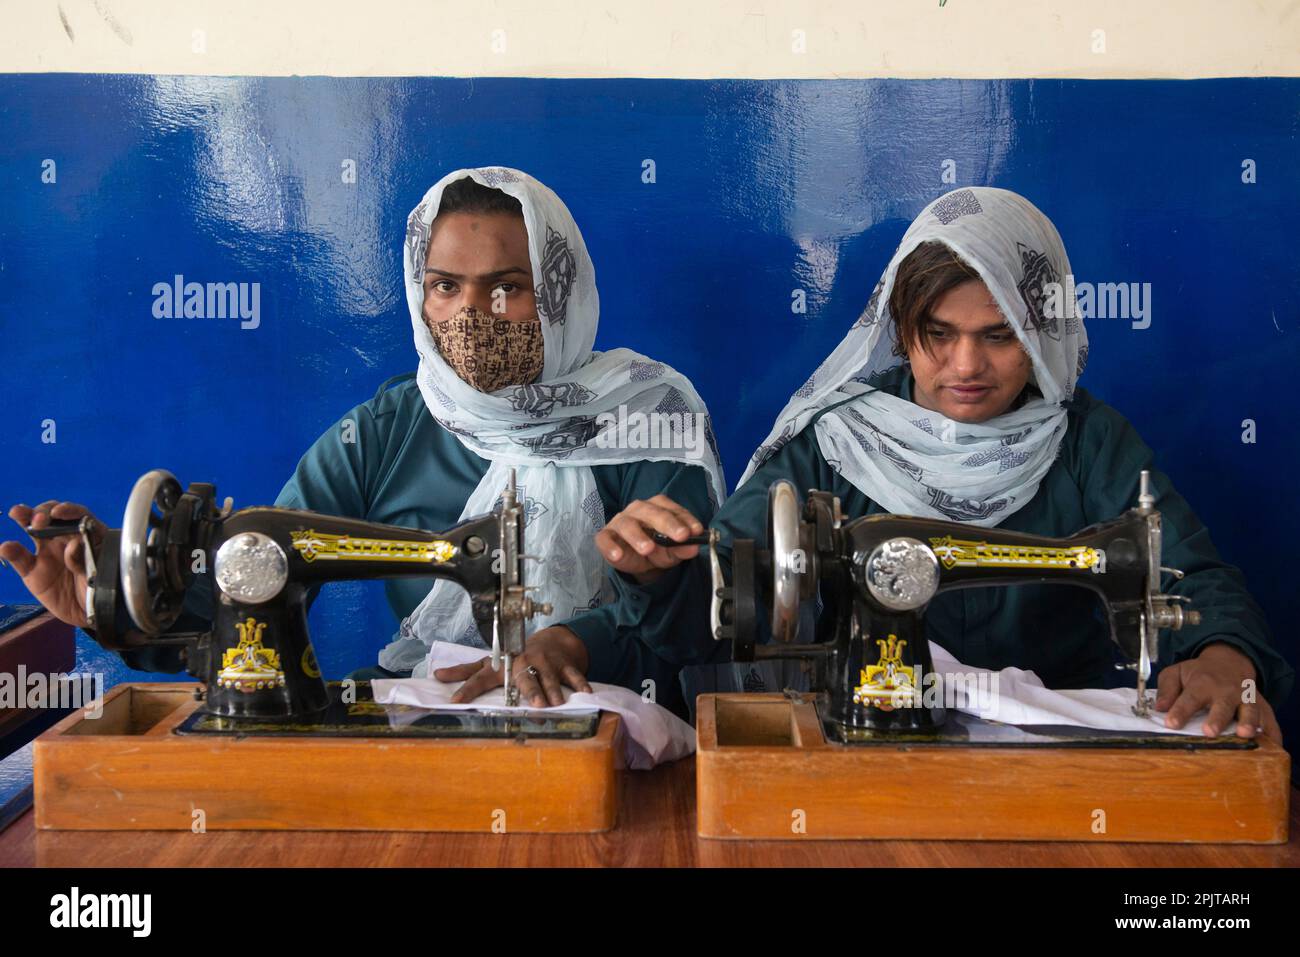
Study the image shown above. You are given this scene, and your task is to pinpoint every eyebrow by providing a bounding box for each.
[926,317,1011,334]
[424,267,531,281]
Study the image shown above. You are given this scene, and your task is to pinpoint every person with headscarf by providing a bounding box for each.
[4,167,725,719]
[598,186,1292,739]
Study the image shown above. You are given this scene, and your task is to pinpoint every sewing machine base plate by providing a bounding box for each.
[696,694,1291,842]
[33,682,620,832]
[175,680,601,738]
[824,708,1258,748]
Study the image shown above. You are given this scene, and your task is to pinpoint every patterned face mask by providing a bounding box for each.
[427,306,544,394]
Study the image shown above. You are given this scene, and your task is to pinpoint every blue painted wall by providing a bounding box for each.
[1,76,1297,738]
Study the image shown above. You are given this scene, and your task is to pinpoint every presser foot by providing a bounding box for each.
[1131,681,1155,718]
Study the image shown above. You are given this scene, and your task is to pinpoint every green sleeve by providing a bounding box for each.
[615,428,843,669]
[560,458,719,701]
[266,400,398,621]
[1078,405,1294,706]
[274,398,388,515]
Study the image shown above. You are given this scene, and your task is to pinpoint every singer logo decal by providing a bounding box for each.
[218,617,285,693]
[290,530,457,564]
[853,634,917,711]
[928,536,1104,573]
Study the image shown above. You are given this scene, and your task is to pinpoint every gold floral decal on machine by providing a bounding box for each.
[290,530,457,564]
[853,634,917,711]
[218,617,285,693]
[928,536,1104,572]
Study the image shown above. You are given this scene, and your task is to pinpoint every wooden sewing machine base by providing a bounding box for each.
[696,693,1291,843]
[33,682,620,832]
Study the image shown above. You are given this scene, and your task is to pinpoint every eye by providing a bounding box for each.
[428,279,457,294]
[493,282,519,295]
[926,324,951,340]
[985,331,1014,343]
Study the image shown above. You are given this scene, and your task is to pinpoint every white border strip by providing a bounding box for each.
[2,0,1298,78]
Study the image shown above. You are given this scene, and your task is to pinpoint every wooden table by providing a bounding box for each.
[2,758,1297,867]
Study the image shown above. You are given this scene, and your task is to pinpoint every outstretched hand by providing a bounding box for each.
[1156,642,1281,743]
[594,494,704,584]
[433,625,592,708]
[1,501,102,629]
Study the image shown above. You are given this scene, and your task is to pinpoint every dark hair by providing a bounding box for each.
[436,176,524,218]
[888,241,982,359]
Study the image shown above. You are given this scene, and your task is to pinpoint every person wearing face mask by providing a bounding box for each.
[596,186,1292,740]
[3,168,725,719]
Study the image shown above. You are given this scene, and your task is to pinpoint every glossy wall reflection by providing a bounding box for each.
[1,77,1296,730]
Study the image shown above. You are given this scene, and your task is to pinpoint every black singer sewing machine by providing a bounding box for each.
[30,467,621,833]
[33,467,566,724]
[699,469,1201,742]
[691,470,1288,843]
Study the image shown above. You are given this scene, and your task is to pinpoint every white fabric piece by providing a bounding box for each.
[376,642,1212,760]
[930,642,1208,736]
[372,640,697,770]
[380,166,726,675]
[739,187,1089,527]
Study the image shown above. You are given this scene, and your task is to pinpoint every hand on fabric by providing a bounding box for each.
[434,625,592,707]
[0,501,101,629]
[594,494,704,585]
[1156,642,1282,743]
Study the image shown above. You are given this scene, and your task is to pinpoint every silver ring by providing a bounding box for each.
[121,468,181,633]
[525,665,540,679]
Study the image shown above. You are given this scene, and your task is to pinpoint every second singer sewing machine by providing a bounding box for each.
[30,469,619,833]
[692,472,1290,842]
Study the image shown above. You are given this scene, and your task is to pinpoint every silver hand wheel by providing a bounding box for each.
[767,479,802,643]
[120,469,183,634]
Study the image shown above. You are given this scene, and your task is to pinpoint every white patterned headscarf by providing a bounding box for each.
[738,187,1088,526]
[379,167,727,676]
